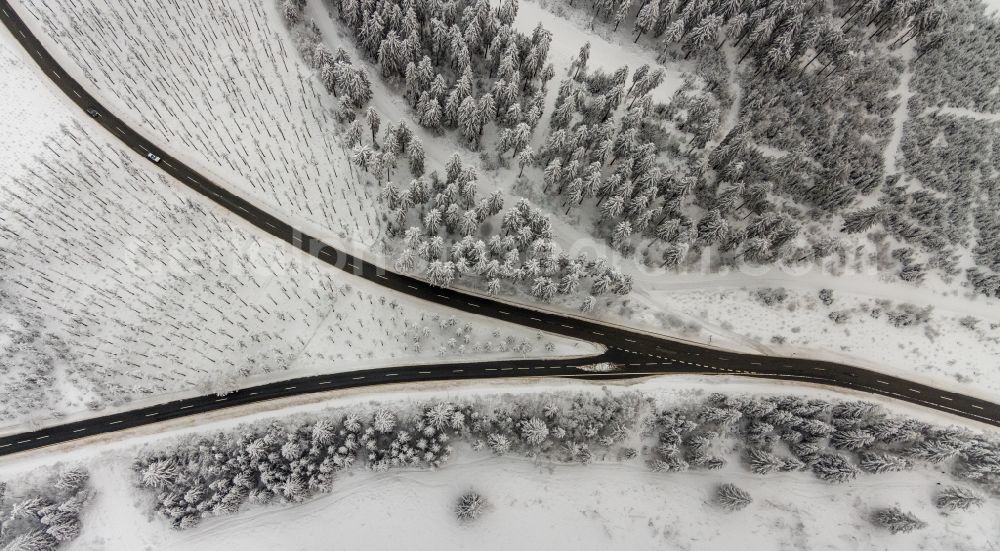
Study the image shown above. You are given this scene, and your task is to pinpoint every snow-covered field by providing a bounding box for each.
[12,0,382,250]
[0,377,994,551]
[0,27,596,435]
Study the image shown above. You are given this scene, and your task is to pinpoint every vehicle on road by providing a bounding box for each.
[146,152,161,163]
[85,107,100,118]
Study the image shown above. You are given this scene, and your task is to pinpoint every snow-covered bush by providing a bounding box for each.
[455,491,488,522]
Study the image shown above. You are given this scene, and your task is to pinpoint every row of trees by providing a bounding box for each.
[645,392,998,502]
[0,467,91,550]
[579,0,944,73]
[133,391,647,528]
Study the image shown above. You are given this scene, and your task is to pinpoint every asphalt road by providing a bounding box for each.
[0,1,996,457]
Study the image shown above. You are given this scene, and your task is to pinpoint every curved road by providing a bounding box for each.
[0,2,997,457]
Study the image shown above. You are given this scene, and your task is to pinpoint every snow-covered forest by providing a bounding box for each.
[130,384,998,533]
[0,466,92,551]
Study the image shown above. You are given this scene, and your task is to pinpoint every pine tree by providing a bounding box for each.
[520,417,550,444]
[811,454,859,483]
[858,452,911,474]
[717,483,752,511]
[408,138,425,176]
[372,408,396,433]
[660,243,687,268]
[517,147,535,176]
[831,429,876,450]
[612,220,633,253]
[745,447,784,475]
[140,460,178,488]
[367,107,382,142]
[842,206,886,233]
[874,507,927,534]
[935,486,984,511]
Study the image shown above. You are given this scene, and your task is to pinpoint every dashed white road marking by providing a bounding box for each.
[145,412,159,417]
[108,420,123,425]
[971,405,984,410]
[179,405,193,410]
[351,376,365,380]
[72,428,86,433]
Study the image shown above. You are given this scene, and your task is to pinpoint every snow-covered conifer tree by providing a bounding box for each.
[873,507,926,534]
[716,483,752,511]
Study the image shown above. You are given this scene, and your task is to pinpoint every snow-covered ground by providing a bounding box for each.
[0,377,994,551]
[645,282,1000,398]
[0,26,597,436]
